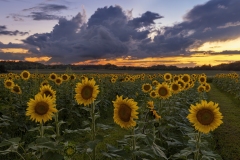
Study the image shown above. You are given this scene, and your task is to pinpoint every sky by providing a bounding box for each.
[1,0,240,67]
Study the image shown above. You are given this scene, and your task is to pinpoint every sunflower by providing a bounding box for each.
[112,95,138,129]
[26,94,57,123]
[197,85,205,92]
[204,83,211,92]
[55,77,63,85]
[142,83,152,93]
[173,75,180,82]
[39,85,56,100]
[152,80,159,86]
[75,78,99,106]
[11,84,22,94]
[149,90,158,98]
[181,74,191,83]
[156,83,172,99]
[4,79,14,89]
[61,74,69,81]
[164,73,172,81]
[171,82,181,94]
[41,80,49,86]
[199,75,207,84]
[111,78,116,83]
[187,100,223,134]
[177,80,186,89]
[70,74,76,80]
[20,70,30,80]
[49,73,57,81]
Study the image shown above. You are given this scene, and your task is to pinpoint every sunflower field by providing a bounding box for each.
[0,70,223,160]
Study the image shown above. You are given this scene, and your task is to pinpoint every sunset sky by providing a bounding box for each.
[1,0,240,67]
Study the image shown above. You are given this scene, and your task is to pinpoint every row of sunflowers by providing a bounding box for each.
[0,70,223,160]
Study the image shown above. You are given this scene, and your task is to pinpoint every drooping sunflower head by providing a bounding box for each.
[149,90,158,98]
[26,94,57,123]
[75,78,99,106]
[152,110,161,120]
[4,79,14,89]
[20,70,31,80]
[113,95,138,129]
[164,73,172,81]
[142,83,152,93]
[11,84,22,94]
[156,83,172,99]
[147,101,154,110]
[171,82,181,94]
[187,100,223,134]
[39,85,56,100]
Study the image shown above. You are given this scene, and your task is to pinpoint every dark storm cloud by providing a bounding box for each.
[0,25,28,36]
[141,0,240,55]
[87,6,163,41]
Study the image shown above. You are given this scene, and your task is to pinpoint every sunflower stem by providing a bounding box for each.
[55,112,60,137]
[132,127,136,160]
[39,122,44,157]
[194,131,202,160]
[91,101,96,160]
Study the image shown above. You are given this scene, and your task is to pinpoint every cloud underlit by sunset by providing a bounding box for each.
[1,0,240,67]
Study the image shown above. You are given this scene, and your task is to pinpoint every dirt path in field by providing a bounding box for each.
[207,83,240,160]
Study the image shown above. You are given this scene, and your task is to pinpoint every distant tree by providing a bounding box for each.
[0,65,7,73]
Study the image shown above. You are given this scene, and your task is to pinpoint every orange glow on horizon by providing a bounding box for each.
[193,37,240,52]
[1,48,29,54]
[24,56,51,62]
[73,54,240,68]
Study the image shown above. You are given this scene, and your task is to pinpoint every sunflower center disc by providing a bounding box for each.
[44,90,52,97]
[182,76,188,82]
[200,77,205,82]
[118,104,131,122]
[81,86,93,100]
[196,109,214,125]
[166,75,170,79]
[35,102,49,115]
[6,82,12,86]
[158,87,168,96]
[172,84,179,91]
[23,72,29,78]
[151,92,156,97]
[13,86,20,92]
[144,85,150,91]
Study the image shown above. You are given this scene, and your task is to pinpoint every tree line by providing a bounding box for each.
[0,60,240,73]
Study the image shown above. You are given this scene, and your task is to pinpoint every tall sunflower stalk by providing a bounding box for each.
[187,100,223,159]
[75,77,99,160]
[90,101,97,160]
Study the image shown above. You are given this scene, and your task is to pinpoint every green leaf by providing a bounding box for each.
[144,133,155,146]
[133,150,155,158]
[42,151,64,160]
[151,143,167,159]
[96,123,112,130]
